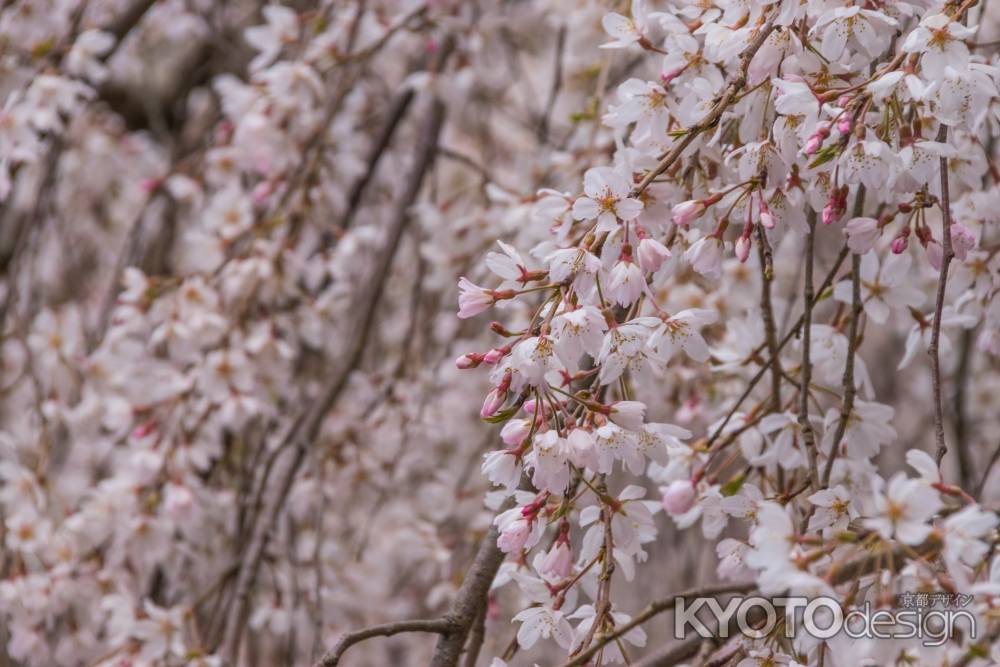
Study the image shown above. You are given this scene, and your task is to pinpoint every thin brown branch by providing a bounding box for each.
[706,244,851,449]
[952,328,974,489]
[755,224,781,413]
[931,125,955,467]
[557,582,755,667]
[631,19,778,197]
[461,603,488,667]
[821,253,861,486]
[314,618,457,667]
[799,210,821,490]
[821,185,866,486]
[339,88,416,230]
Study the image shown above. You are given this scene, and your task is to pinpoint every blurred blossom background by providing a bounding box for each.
[1,1,1000,666]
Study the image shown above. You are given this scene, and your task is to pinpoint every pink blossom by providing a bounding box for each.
[683,236,723,279]
[540,542,573,579]
[950,223,976,260]
[636,237,671,274]
[497,518,531,553]
[661,480,696,515]
[458,277,494,319]
[608,400,646,431]
[844,217,879,254]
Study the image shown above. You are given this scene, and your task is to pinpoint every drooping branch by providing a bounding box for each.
[930,125,955,467]
[799,210,821,490]
[822,186,866,486]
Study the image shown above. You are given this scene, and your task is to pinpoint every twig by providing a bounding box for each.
[799,210,821,490]
[952,328,974,490]
[339,87,416,231]
[462,603,488,667]
[930,125,955,467]
[821,253,861,486]
[755,224,781,413]
[631,19,778,197]
[977,440,1000,499]
[821,186,866,486]
[557,582,754,667]
[706,244,850,448]
[314,618,457,667]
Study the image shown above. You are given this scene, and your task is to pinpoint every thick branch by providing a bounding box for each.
[428,524,507,667]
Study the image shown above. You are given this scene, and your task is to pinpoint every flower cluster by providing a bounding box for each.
[456,1,1000,665]
[1,0,1000,666]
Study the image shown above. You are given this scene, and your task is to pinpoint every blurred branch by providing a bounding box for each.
[536,23,566,144]
[218,53,451,663]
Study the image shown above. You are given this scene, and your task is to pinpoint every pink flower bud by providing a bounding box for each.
[458,277,495,319]
[480,388,506,418]
[822,197,840,226]
[734,235,751,263]
[455,353,483,369]
[758,200,776,229]
[252,180,275,205]
[837,115,852,136]
[661,66,683,85]
[661,479,696,515]
[141,178,162,194]
[891,235,909,254]
[483,347,506,364]
[671,199,705,227]
[804,134,823,156]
